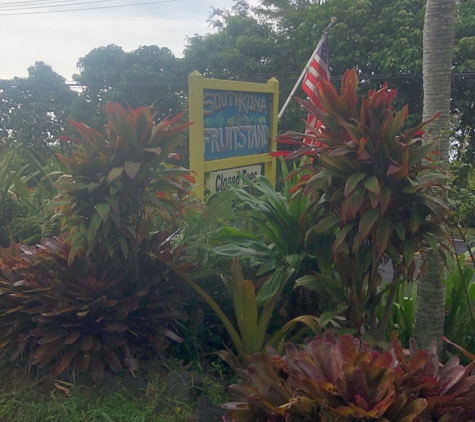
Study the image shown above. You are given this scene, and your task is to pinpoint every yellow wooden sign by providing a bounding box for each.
[188,71,278,199]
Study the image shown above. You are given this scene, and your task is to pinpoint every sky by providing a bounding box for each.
[0,0,245,81]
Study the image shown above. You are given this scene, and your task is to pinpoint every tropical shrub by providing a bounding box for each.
[276,69,451,338]
[53,102,196,264]
[0,233,191,383]
[223,332,475,422]
[215,159,333,308]
[0,103,197,382]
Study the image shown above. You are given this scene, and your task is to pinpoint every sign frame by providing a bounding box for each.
[188,71,278,199]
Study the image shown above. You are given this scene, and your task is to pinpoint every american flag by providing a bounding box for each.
[302,26,332,140]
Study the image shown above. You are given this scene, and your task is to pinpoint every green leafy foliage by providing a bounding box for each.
[223,332,475,422]
[0,234,191,383]
[179,260,336,369]
[443,250,475,363]
[215,165,333,307]
[0,62,76,152]
[377,282,416,346]
[0,147,58,247]
[54,102,195,263]
[277,69,451,337]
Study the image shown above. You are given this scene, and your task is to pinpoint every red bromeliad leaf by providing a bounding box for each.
[391,333,408,372]
[80,335,93,351]
[104,351,122,373]
[51,347,78,377]
[442,336,475,361]
[90,353,105,383]
[408,349,430,373]
[64,331,81,344]
[76,352,90,373]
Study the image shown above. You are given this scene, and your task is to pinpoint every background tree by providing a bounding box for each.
[0,62,75,152]
[414,0,456,353]
[70,45,184,131]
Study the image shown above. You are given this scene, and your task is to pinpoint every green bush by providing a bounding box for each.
[0,103,196,382]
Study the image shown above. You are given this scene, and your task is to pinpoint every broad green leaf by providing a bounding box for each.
[105,195,119,212]
[86,214,102,246]
[403,238,415,266]
[363,175,380,195]
[95,203,110,223]
[320,153,355,172]
[124,161,141,180]
[422,233,438,252]
[229,260,244,335]
[218,226,259,241]
[409,211,421,233]
[408,142,436,167]
[394,222,406,241]
[332,224,355,253]
[108,167,124,183]
[118,235,128,259]
[358,208,380,243]
[87,182,100,193]
[214,243,269,258]
[387,105,408,141]
[313,216,341,234]
[240,279,258,354]
[110,184,120,196]
[256,258,281,276]
[380,185,392,214]
[256,266,293,306]
[285,254,302,271]
[344,173,366,196]
[319,304,348,327]
[265,315,322,349]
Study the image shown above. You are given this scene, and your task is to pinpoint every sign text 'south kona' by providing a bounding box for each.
[203,89,271,161]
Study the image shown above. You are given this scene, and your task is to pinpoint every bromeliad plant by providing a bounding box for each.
[53,102,196,264]
[277,69,451,338]
[223,333,475,422]
[0,233,191,383]
[179,260,335,369]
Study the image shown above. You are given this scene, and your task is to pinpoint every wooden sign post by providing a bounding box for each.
[188,71,279,200]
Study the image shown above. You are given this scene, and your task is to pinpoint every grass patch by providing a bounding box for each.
[0,358,229,422]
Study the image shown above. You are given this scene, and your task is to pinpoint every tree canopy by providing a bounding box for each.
[70,45,185,131]
[1,0,474,159]
[0,62,75,152]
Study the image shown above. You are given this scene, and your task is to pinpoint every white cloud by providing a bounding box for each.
[0,0,239,80]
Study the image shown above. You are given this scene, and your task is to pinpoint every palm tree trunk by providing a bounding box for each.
[415,250,446,351]
[415,0,456,353]
[422,0,456,167]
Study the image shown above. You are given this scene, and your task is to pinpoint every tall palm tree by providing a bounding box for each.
[414,0,456,352]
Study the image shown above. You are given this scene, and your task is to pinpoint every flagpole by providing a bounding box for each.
[277,17,337,121]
